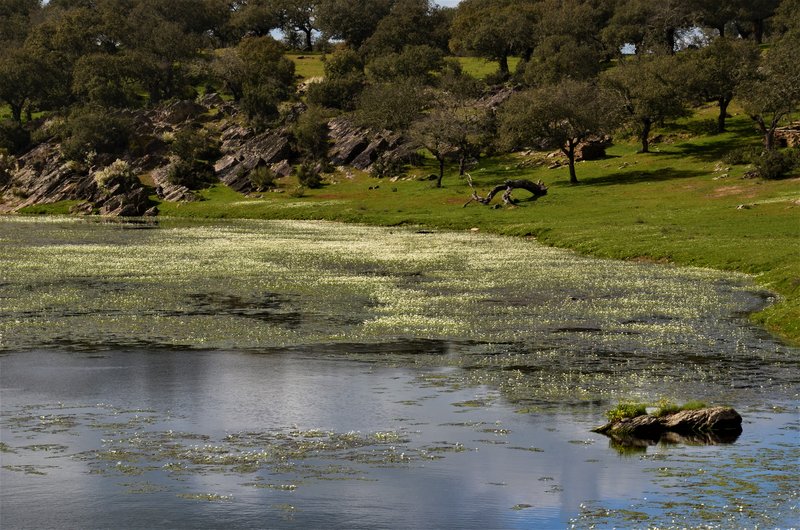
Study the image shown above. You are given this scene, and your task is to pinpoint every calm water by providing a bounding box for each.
[1,218,798,528]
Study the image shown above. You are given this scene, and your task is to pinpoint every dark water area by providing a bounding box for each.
[1,218,798,528]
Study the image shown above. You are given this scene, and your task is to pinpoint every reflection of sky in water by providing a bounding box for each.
[2,350,797,528]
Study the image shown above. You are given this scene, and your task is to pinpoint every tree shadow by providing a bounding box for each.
[584,168,706,186]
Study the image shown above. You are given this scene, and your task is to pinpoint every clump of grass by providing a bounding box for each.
[654,399,707,417]
[605,402,647,422]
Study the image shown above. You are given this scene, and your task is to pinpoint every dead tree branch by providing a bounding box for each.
[463,173,548,207]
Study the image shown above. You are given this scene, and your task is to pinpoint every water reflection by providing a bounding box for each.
[1,350,797,529]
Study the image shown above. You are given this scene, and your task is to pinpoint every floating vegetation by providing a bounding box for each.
[176,493,233,502]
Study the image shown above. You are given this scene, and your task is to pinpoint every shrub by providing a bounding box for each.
[59,106,132,161]
[371,155,404,179]
[723,146,759,166]
[0,120,31,155]
[296,159,323,188]
[0,151,15,185]
[167,159,215,189]
[94,159,139,192]
[754,149,795,180]
[248,165,277,191]
[293,106,329,160]
[171,128,220,164]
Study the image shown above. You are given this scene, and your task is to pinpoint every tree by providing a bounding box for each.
[316,0,392,48]
[602,0,693,55]
[293,105,330,160]
[499,79,614,184]
[601,54,688,153]
[227,0,283,39]
[410,93,491,187]
[449,0,537,77]
[365,45,444,84]
[772,0,800,38]
[739,35,800,150]
[354,79,430,131]
[279,0,318,51]
[0,0,41,46]
[363,0,452,57]
[235,36,297,126]
[733,0,778,43]
[687,37,759,133]
[306,47,365,110]
[0,48,46,123]
[71,52,142,108]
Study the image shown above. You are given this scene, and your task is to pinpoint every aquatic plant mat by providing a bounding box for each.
[1,217,798,528]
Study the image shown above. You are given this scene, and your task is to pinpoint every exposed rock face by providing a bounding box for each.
[327,116,417,173]
[592,407,743,447]
[215,124,295,193]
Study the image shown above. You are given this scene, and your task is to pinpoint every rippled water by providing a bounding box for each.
[1,217,798,528]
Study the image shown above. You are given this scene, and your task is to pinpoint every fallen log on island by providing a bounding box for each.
[592,406,743,445]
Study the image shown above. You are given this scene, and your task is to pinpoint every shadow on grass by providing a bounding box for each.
[584,168,706,186]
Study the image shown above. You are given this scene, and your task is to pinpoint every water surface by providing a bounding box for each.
[1,217,798,528]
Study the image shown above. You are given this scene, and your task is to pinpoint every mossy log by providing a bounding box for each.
[592,407,742,444]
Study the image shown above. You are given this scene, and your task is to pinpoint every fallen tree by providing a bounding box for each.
[463,173,548,207]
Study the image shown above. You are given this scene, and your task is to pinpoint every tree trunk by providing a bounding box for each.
[459,155,466,176]
[464,177,548,207]
[303,28,313,51]
[752,115,774,150]
[498,54,509,77]
[753,19,764,44]
[10,103,23,124]
[665,28,676,54]
[436,157,444,188]
[640,118,652,153]
[717,97,730,133]
[562,142,578,184]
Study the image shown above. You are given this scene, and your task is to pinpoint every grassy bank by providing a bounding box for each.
[20,109,800,345]
[154,108,799,345]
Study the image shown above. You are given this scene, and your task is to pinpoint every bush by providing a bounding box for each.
[0,151,15,186]
[248,165,277,191]
[293,106,330,160]
[371,155,404,178]
[306,75,365,111]
[59,106,132,161]
[754,149,796,180]
[167,159,216,189]
[0,120,31,155]
[723,146,759,166]
[296,159,323,188]
[94,159,139,192]
[171,128,220,164]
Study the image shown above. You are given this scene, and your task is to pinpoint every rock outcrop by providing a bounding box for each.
[327,116,417,172]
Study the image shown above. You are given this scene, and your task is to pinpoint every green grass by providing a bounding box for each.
[284,53,521,82]
[605,403,648,422]
[456,56,522,79]
[287,52,326,80]
[154,107,800,345]
[17,201,84,215]
[0,104,10,121]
